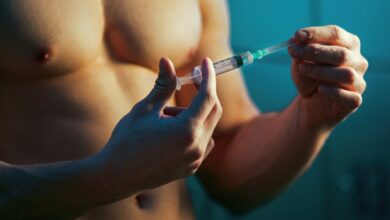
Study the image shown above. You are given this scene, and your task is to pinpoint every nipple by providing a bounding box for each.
[34,46,55,64]
[135,193,154,210]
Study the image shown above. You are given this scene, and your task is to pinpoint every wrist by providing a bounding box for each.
[87,146,143,203]
[294,95,333,136]
[83,150,130,204]
[70,153,117,207]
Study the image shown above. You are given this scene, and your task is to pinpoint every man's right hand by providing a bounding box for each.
[0,58,221,218]
[99,57,222,194]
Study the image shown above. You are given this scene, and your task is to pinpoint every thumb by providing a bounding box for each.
[145,57,177,110]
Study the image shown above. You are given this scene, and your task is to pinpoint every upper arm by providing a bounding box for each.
[175,0,259,133]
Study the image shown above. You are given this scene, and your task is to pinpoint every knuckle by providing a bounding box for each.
[216,103,223,117]
[333,88,343,98]
[207,138,215,149]
[305,44,325,59]
[154,78,171,91]
[330,25,343,40]
[342,67,356,84]
[182,114,201,129]
[187,148,203,162]
[305,44,317,57]
[204,91,216,105]
[361,57,369,72]
[181,124,199,144]
[351,95,363,109]
[189,117,201,128]
[184,132,197,145]
[329,46,339,55]
[307,28,318,41]
[360,79,367,93]
[338,48,349,64]
[352,34,361,47]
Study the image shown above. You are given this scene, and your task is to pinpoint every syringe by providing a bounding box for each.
[176,40,295,90]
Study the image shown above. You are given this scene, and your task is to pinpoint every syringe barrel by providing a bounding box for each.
[215,52,253,74]
[175,52,253,90]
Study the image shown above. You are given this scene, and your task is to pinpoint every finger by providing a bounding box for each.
[299,62,367,93]
[294,25,360,50]
[204,101,223,129]
[144,57,177,111]
[291,60,321,97]
[318,84,363,110]
[289,44,361,69]
[179,58,217,123]
[204,138,215,159]
[163,106,187,117]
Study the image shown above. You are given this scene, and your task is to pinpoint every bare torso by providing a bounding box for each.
[0,0,202,219]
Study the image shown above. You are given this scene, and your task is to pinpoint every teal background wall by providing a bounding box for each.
[188,0,390,219]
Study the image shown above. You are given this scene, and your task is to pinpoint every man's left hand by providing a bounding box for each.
[289,25,369,129]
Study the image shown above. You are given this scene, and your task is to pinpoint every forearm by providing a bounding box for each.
[0,154,123,219]
[199,96,331,212]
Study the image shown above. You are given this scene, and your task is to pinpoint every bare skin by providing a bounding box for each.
[0,0,368,219]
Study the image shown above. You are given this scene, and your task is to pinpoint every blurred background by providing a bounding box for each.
[188,0,390,219]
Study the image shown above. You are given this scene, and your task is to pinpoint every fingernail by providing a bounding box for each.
[201,58,213,76]
[158,57,176,86]
[202,57,212,68]
[296,30,308,42]
[201,58,208,68]
[159,58,170,75]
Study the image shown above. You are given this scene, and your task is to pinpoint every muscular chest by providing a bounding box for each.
[0,0,202,161]
[104,0,202,70]
[0,0,202,78]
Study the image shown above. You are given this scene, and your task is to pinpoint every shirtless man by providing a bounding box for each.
[0,0,368,219]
